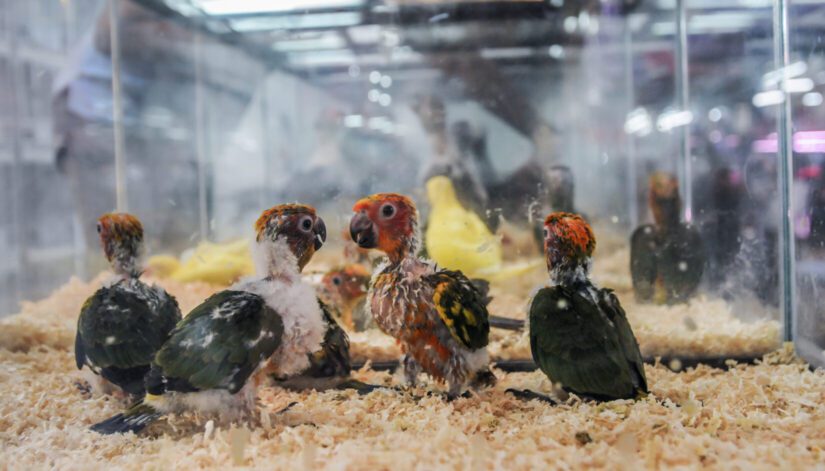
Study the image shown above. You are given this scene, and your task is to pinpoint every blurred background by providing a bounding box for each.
[0,0,824,363]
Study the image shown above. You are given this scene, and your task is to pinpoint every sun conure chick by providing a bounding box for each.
[74,213,181,397]
[350,193,496,397]
[91,204,328,434]
[319,264,374,332]
[509,212,648,403]
[630,172,705,304]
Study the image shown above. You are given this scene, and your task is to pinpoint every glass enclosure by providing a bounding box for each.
[2,0,824,366]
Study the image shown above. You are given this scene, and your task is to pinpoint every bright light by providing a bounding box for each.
[624,108,652,136]
[230,12,361,32]
[344,115,363,128]
[548,44,564,59]
[656,110,693,132]
[378,94,392,107]
[762,61,807,88]
[197,0,363,15]
[563,16,577,33]
[784,78,814,94]
[380,75,392,88]
[272,34,345,52]
[369,71,381,84]
[708,107,722,122]
[752,90,785,107]
[480,47,533,60]
[803,92,823,107]
[367,89,380,102]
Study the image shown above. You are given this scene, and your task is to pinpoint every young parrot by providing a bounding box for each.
[350,193,496,397]
[75,213,181,397]
[509,212,648,403]
[91,204,329,434]
[319,264,374,332]
[630,172,705,304]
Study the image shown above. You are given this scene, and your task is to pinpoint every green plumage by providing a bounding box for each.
[529,285,647,400]
[304,299,351,378]
[147,290,283,395]
[630,224,705,304]
[75,278,181,395]
[427,270,490,350]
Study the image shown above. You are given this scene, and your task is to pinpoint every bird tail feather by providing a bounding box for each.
[90,400,161,435]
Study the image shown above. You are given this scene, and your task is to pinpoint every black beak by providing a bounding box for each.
[349,212,377,249]
[313,217,327,250]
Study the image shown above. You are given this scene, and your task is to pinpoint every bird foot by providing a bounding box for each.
[506,388,559,405]
[74,380,92,398]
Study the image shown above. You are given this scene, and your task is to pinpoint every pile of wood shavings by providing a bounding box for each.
[2,332,824,469]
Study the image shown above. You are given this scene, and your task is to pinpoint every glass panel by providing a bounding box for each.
[790,0,825,367]
[0,0,793,365]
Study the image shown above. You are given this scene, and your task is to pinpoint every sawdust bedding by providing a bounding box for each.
[0,247,809,470]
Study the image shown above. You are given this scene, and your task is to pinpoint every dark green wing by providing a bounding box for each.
[75,279,181,372]
[529,286,638,400]
[304,299,351,378]
[426,269,490,350]
[148,290,283,394]
[630,225,658,302]
[660,224,705,303]
[597,289,648,393]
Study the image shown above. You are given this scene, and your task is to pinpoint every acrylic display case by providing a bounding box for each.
[2,0,825,368]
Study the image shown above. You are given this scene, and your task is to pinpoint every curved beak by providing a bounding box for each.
[313,216,327,250]
[349,211,377,249]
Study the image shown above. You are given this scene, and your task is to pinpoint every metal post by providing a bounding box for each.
[623,20,639,230]
[674,0,692,222]
[108,0,128,211]
[194,33,209,241]
[6,0,26,309]
[774,0,795,342]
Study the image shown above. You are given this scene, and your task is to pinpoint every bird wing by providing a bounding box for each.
[75,280,181,371]
[529,286,637,399]
[597,289,648,393]
[426,269,490,350]
[630,225,659,301]
[150,290,283,394]
[304,298,351,378]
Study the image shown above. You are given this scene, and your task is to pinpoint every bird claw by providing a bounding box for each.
[506,388,559,405]
[74,380,92,398]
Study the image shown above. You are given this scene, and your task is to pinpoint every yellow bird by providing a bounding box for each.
[425,176,503,278]
[146,239,254,285]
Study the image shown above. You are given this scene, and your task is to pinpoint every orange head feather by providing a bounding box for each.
[97,212,144,277]
[350,193,419,262]
[542,212,595,275]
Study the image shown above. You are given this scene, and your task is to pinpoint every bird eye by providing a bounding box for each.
[299,216,313,232]
[543,228,550,238]
[380,203,395,219]
[96,223,102,234]
[332,276,342,286]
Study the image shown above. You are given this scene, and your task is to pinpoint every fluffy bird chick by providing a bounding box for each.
[509,213,648,403]
[350,193,496,397]
[91,204,328,434]
[75,213,181,397]
[319,264,373,331]
[630,172,705,304]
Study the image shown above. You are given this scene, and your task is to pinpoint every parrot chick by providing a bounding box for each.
[319,264,373,331]
[91,204,328,434]
[350,193,496,398]
[509,212,648,403]
[75,213,181,397]
[424,176,502,279]
[630,172,705,304]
